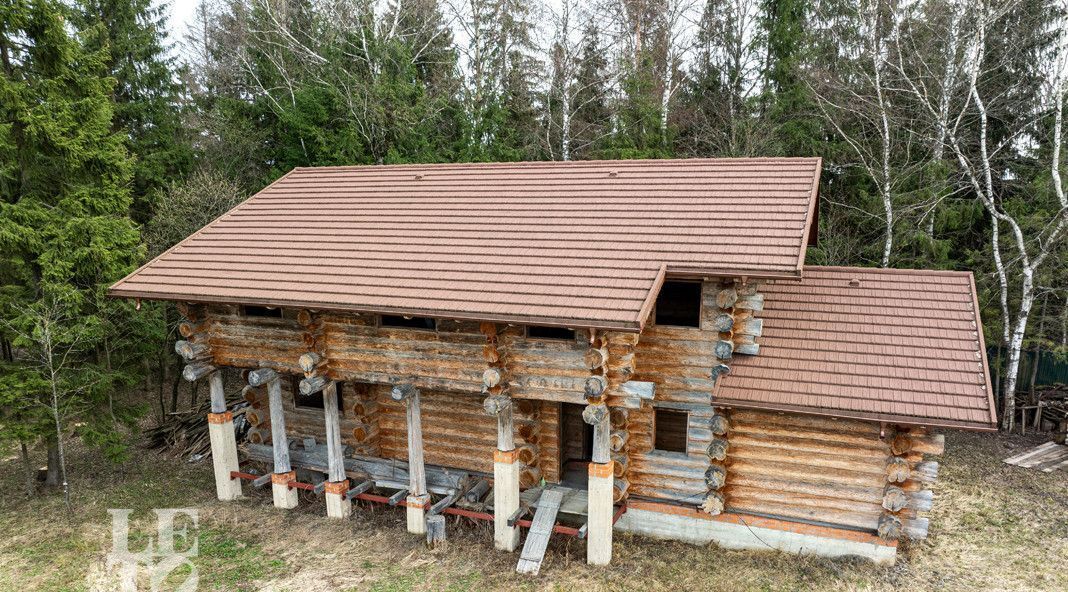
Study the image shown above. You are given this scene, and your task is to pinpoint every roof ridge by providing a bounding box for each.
[291,157,822,172]
[803,265,973,278]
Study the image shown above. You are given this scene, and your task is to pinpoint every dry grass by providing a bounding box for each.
[0,430,1065,591]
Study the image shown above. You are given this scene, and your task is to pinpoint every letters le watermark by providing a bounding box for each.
[106,508,199,591]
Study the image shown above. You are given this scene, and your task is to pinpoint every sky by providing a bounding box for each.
[165,0,199,51]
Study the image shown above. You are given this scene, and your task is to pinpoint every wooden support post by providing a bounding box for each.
[205,371,242,501]
[485,394,520,552]
[392,383,427,535]
[584,401,613,565]
[250,368,297,509]
[322,381,351,518]
[426,514,446,549]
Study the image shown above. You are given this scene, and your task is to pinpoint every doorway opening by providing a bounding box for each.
[560,402,593,488]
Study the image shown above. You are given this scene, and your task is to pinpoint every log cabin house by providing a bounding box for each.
[109,158,997,571]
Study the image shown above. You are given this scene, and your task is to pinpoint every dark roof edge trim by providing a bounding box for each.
[711,397,998,432]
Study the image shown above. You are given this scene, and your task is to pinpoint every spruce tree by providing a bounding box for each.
[76,0,193,222]
[0,0,145,479]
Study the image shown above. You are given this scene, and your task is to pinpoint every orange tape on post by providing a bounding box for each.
[588,461,615,479]
[323,480,350,495]
[207,411,233,424]
[494,449,519,464]
[271,470,296,485]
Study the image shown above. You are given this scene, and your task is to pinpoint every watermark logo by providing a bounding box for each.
[105,508,199,591]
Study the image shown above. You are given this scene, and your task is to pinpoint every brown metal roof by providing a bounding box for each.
[109,158,821,330]
[716,266,998,431]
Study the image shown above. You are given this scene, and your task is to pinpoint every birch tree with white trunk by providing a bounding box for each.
[895,0,1068,429]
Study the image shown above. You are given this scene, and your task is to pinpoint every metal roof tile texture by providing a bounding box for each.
[717,266,998,430]
[109,158,820,330]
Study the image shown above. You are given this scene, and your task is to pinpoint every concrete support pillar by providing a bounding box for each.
[407,494,429,535]
[325,480,352,519]
[493,449,521,551]
[207,411,243,500]
[271,471,298,509]
[587,460,614,566]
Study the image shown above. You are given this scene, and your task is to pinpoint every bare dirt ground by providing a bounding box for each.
[0,429,1065,591]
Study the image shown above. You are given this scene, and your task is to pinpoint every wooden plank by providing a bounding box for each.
[1003,441,1059,465]
[266,375,290,473]
[323,381,346,482]
[516,488,566,575]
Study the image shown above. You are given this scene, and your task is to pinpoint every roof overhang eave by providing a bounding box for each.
[106,288,647,333]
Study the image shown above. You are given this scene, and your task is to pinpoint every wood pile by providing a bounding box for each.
[144,398,249,458]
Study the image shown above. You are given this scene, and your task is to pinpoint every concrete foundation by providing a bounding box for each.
[271,472,299,509]
[615,503,898,565]
[586,462,614,566]
[407,494,429,535]
[493,450,521,551]
[325,480,351,519]
[207,414,242,501]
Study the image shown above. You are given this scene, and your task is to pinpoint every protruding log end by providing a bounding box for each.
[706,437,729,461]
[890,433,913,456]
[877,513,902,540]
[518,464,542,488]
[351,423,374,442]
[483,394,511,416]
[710,364,730,382]
[609,430,629,452]
[482,368,502,389]
[242,386,262,408]
[582,402,609,426]
[183,363,216,382]
[885,457,910,483]
[174,340,209,360]
[391,383,418,401]
[584,375,607,400]
[882,486,909,512]
[714,340,734,360]
[609,407,629,428]
[716,287,738,309]
[712,313,734,332]
[702,491,725,515]
[705,464,727,490]
[709,414,729,436]
[299,375,327,395]
[583,346,608,370]
[613,479,630,503]
[247,367,279,387]
[296,309,314,326]
[298,352,322,373]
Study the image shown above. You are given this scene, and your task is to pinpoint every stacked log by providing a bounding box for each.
[243,385,272,444]
[877,426,941,541]
[700,410,730,514]
[198,305,303,373]
[724,409,894,532]
[175,303,216,384]
[348,383,381,455]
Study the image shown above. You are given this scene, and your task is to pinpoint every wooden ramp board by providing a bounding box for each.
[516,487,568,575]
[1004,441,1068,472]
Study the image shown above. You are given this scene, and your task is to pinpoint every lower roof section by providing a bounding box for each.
[716,266,998,431]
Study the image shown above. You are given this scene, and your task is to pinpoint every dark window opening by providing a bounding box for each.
[527,325,576,340]
[655,281,702,328]
[654,408,689,453]
[381,315,436,330]
[243,305,282,318]
[291,377,344,410]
